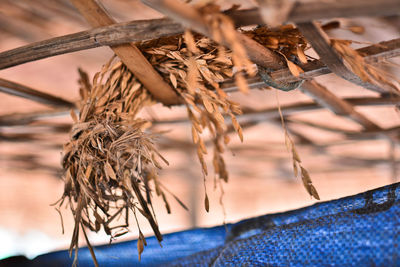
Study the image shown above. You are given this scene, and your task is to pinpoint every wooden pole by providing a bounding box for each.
[0,78,74,108]
[70,0,180,106]
[141,0,287,70]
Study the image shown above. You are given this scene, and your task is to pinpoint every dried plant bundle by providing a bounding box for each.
[141,22,311,195]
[56,9,392,265]
[55,58,174,265]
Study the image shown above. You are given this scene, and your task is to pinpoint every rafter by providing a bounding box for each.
[70,0,179,106]
[0,78,74,108]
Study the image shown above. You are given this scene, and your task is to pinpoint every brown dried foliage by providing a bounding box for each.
[55,57,174,265]
[143,29,247,210]
[277,92,320,200]
[141,14,312,207]
[57,7,323,264]
[243,24,309,76]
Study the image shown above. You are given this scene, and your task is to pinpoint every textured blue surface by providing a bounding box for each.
[21,182,400,266]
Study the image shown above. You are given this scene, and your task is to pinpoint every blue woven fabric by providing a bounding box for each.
[19,182,400,266]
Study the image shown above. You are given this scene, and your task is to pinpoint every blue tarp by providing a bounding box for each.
[3,182,400,266]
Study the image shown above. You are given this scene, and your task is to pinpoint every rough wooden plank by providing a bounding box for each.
[1,3,399,72]
[0,78,74,108]
[0,110,70,127]
[71,0,179,106]
[297,21,396,94]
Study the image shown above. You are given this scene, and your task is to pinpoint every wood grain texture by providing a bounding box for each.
[0,18,184,70]
[71,0,179,106]
[297,21,396,94]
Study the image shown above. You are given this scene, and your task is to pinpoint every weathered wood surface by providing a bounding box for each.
[297,22,397,94]
[0,18,184,70]
[0,37,398,111]
[1,0,399,70]
[0,78,74,108]
[221,38,400,92]
[71,0,179,106]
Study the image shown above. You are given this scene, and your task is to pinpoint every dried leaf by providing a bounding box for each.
[300,166,311,184]
[169,73,178,88]
[287,60,304,77]
[204,193,210,212]
[199,138,208,154]
[70,109,78,123]
[293,161,298,177]
[348,26,365,34]
[231,115,243,142]
[184,30,200,54]
[310,185,320,200]
[137,237,144,261]
[291,146,301,163]
[104,162,117,181]
[224,135,230,145]
[191,126,199,144]
[197,146,208,175]
[297,46,308,64]
[202,96,215,113]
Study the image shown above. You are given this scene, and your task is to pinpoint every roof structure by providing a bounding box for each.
[0,0,399,259]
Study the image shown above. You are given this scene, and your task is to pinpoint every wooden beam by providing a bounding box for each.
[258,0,400,24]
[0,18,184,70]
[2,96,398,128]
[0,78,75,108]
[70,0,179,106]
[0,109,70,127]
[297,21,397,94]
[0,13,398,77]
[300,80,381,131]
[221,38,400,93]
[141,0,287,70]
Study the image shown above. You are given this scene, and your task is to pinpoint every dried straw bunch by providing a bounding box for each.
[55,57,173,265]
[141,21,312,205]
[57,6,323,264]
[141,9,257,211]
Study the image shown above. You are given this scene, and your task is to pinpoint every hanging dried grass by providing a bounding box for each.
[55,57,174,265]
[140,4,313,210]
[56,7,322,264]
[276,91,319,200]
[143,7,253,210]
